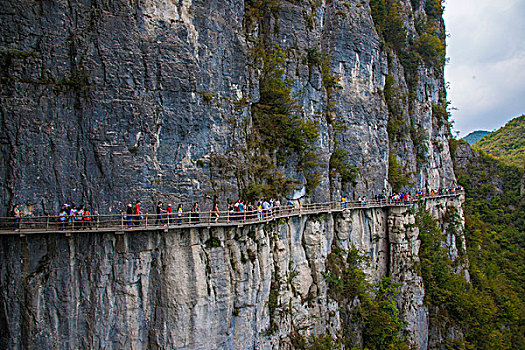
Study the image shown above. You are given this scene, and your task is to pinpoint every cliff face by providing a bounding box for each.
[0,195,465,349]
[0,0,455,216]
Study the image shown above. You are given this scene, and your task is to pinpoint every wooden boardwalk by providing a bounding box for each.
[0,193,462,236]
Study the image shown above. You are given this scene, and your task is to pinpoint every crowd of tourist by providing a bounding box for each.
[58,204,92,230]
[6,186,463,231]
[121,198,296,227]
[374,186,463,205]
[119,187,462,227]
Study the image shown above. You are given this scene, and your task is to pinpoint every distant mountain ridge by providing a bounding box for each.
[474,115,525,168]
[462,130,491,145]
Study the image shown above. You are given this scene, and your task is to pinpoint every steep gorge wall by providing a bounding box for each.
[0,195,465,349]
[0,0,455,216]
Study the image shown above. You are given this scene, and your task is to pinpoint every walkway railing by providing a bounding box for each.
[0,192,463,235]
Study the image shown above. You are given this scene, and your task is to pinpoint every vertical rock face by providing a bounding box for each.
[0,196,466,349]
[0,0,455,216]
[1,0,249,214]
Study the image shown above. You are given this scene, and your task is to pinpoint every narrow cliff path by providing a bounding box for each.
[0,192,463,236]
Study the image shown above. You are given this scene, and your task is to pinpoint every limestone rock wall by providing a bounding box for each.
[0,196,466,349]
[1,0,456,216]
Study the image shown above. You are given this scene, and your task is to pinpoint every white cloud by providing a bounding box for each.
[444,0,525,135]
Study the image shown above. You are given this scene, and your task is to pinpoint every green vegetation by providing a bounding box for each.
[424,0,444,21]
[415,32,446,68]
[198,91,215,104]
[474,115,524,168]
[53,70,91,92]
[410,124,427,163]
[207,0,325,201]
[369,0,407,54]
[267,265,281,334]
[417,205,468,306]
[322,247,410,349]
[388,152,412,192]
[431,96,450,128]
[417,198,524,349]
[251,47,319,162]
[442,139,525,348]
[410,0,420,9]
[329,148,358,187]
[384,72,406,142]
[248,44,321,197]
[320,55,340,94]
[205,236,221,248]
[304,45,349,195]
[370,0,448,142]
[290,330,342,350]
[362,277,410,350]
[324,248,369,303]
[0,49,38,58]
[1,62,92,93]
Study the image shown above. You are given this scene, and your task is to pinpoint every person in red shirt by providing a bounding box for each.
[83,207,92,230]
[134,200,141,226]
[213,203,220,223]
[166,204,172,225]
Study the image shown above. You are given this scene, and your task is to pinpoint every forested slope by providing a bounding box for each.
[474,115,525,168]
[451,139,524,349]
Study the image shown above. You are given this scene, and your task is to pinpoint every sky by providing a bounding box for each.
[443,0,525,137]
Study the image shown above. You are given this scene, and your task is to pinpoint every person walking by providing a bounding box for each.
[69,205,77,228]
[191,202,200,224]
[12,204,20,231]
[59,208,67,230]
[238,201,245,221]
[228,203,234,222]
[262,200,269,218]
[287,199,293,213]
[257,202,263,220]
[213,203,220,223]
[83,207,92,230]
[126,204,133,228]
[134,200,142,226]
[76,205,85,229]
[246,202,254,220]
[233,200,239,221]
[166,204,172,225]
[155,201,165,226]
[177,204,183,224]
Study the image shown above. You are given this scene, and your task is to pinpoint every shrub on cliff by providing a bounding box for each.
[323,247,410,349]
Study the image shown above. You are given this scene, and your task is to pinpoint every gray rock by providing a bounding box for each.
[0,196,467,349]
[0,0,455,216]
